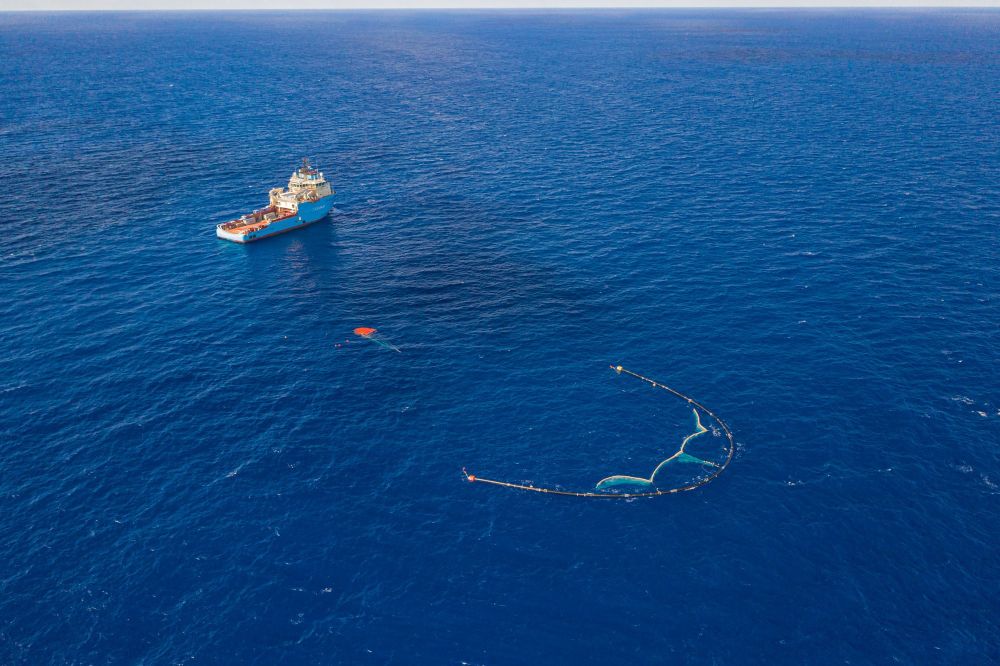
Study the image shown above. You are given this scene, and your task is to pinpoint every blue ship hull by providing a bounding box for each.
[296,196,335,224]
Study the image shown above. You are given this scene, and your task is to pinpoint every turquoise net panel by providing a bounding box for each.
[595,408,717,492]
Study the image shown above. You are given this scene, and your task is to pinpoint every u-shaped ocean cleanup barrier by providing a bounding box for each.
[463,365,735,499]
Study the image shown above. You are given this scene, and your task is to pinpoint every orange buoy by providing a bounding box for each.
[354,327,377,337]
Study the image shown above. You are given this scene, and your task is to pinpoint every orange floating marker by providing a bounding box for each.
[353,326,401,353]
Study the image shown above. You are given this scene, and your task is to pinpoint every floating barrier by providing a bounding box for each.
[463,365,735,499]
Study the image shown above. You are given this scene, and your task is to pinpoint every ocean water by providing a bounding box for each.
[1,9,999,663]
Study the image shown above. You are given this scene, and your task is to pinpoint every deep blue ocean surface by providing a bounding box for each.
[2,9,999,664]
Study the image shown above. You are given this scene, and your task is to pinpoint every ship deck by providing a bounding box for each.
[219,209,295,235]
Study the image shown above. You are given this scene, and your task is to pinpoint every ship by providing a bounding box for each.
[216,159,335,243]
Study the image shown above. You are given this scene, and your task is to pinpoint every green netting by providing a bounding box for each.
[675,452,714,465]
[594,475,655,490]
[594,407,713,491]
